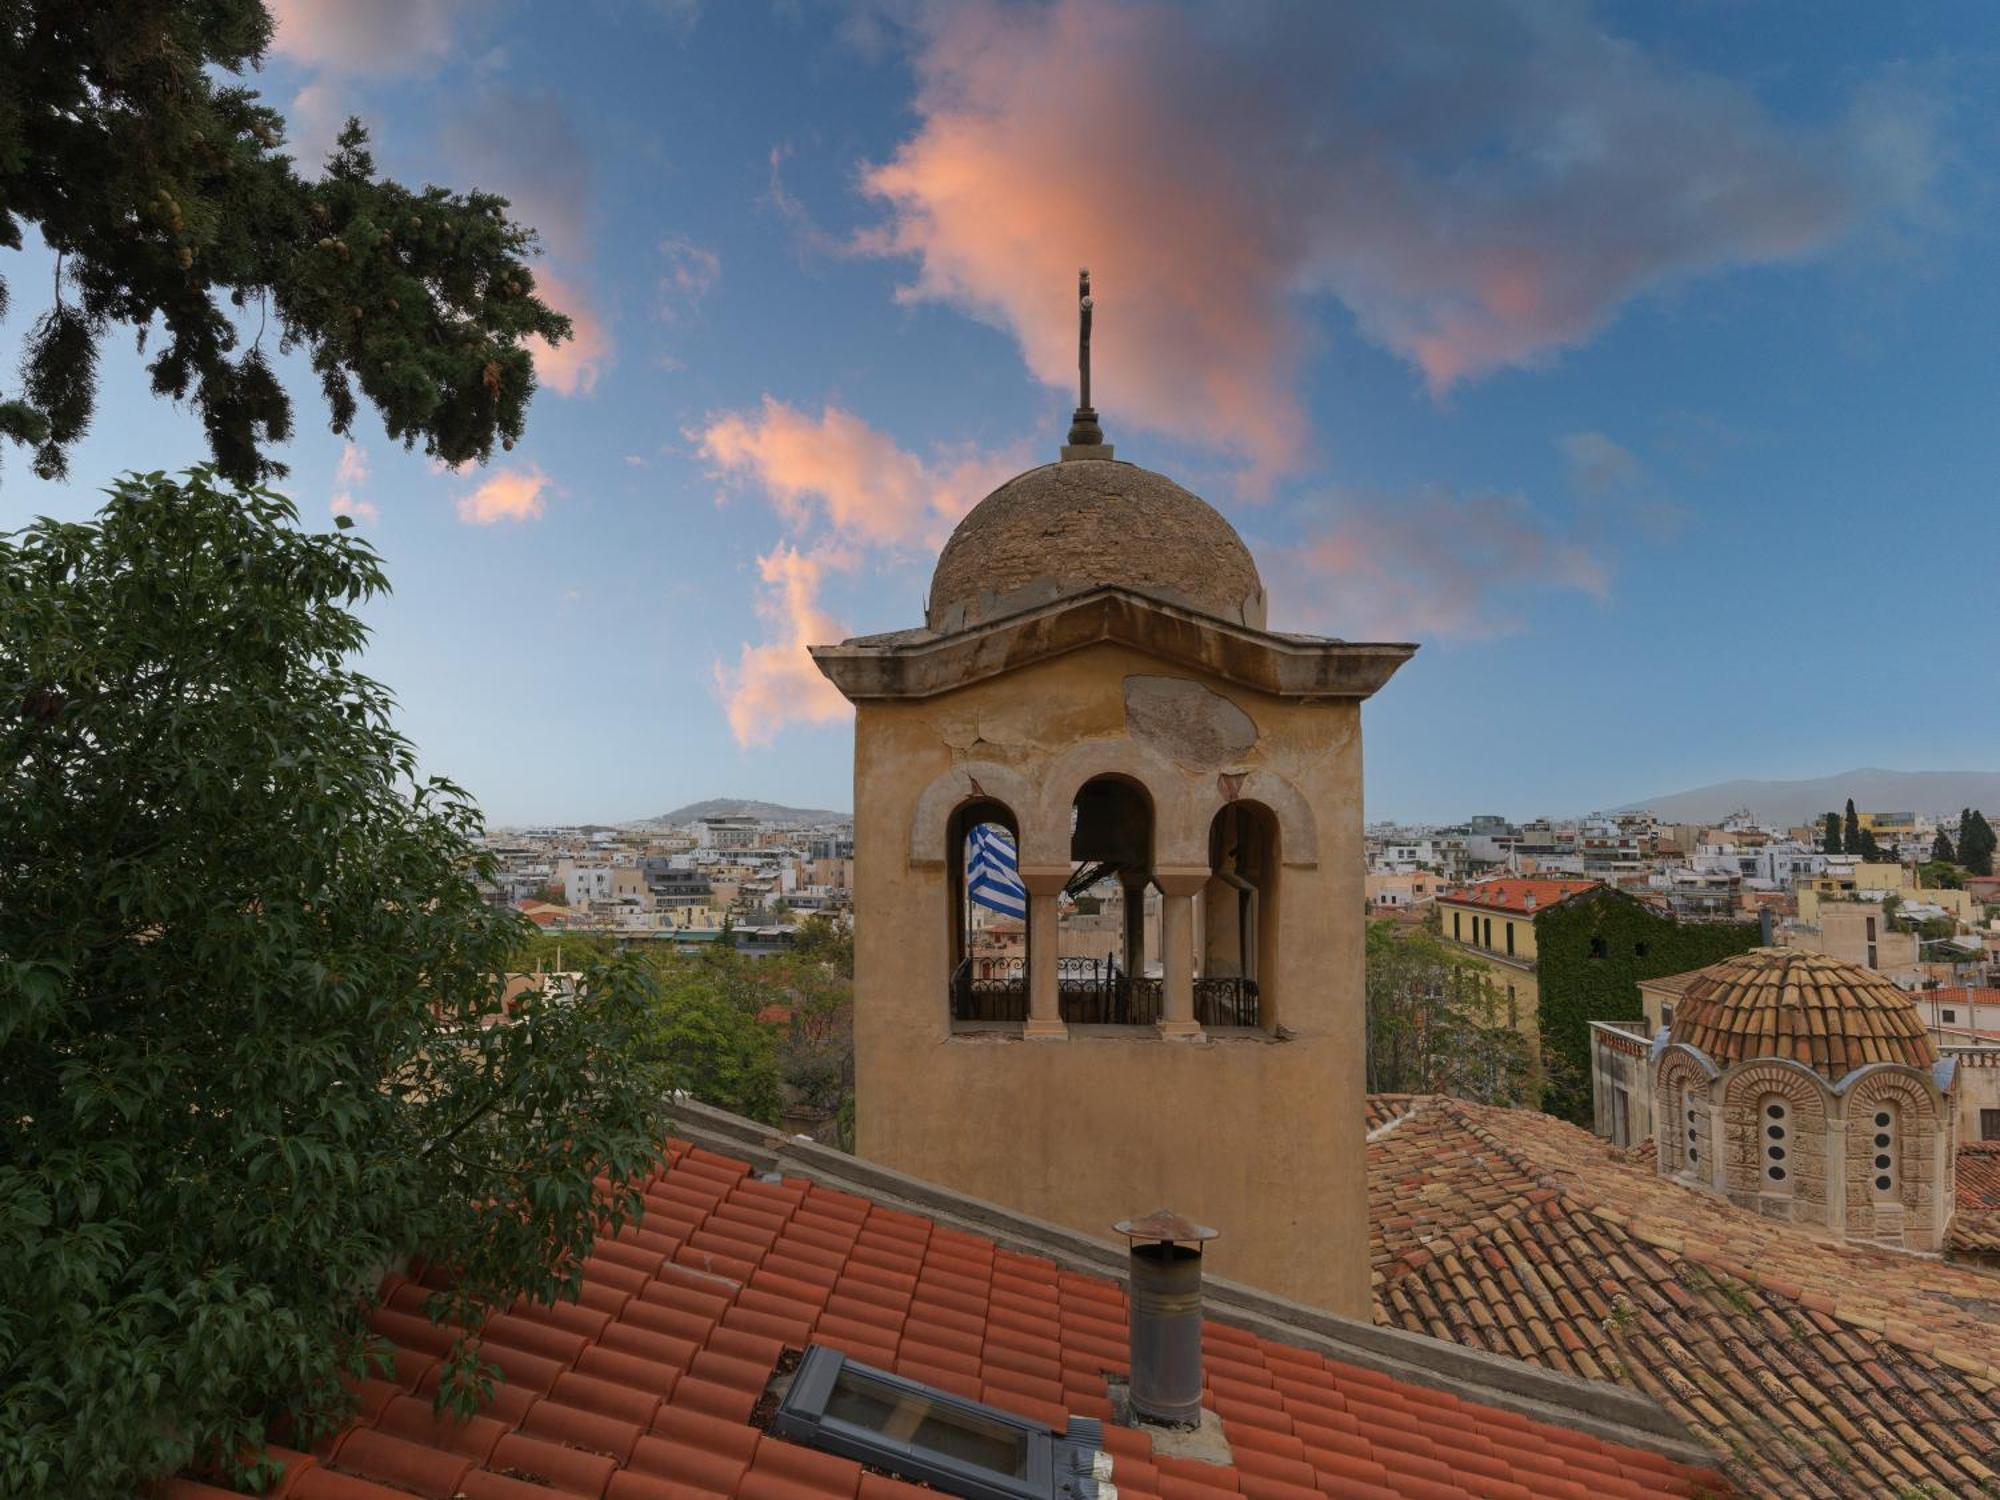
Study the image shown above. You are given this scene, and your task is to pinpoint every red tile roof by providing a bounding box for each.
[1437,880,1599,916]
[1928,987,2000,1006]
[171,1137,1727,1500]
[1370,1096,2000,1498]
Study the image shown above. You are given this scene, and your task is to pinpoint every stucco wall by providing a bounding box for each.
[850,640,1369,1316]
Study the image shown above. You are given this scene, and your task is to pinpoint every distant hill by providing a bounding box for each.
[642,797,850,826]
[1613,768,2000,827]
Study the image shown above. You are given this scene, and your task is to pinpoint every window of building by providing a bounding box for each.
[1452,911,1461,941]
[1870,1105,1897,1198]
[774,1345,1107,1500]
[1659,1004,1675,1029]
[1589,935,1608,960]
[1505,921,1515,956]
[1482,917,1492,948]
[1867,943,1877,968]
[1942,1009,1957,1024]
[1633,940,1650,958]
[1983,1108,2000,1142]
[1761,1096,1791,1192]
[1684,1103,1700,1179]
[1866,915,1877,941]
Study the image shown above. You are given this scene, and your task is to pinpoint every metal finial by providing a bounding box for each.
[1067,267,1105,450]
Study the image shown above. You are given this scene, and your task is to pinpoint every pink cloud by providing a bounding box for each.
[328,443,378,524]
[528,271,613,397]
[697,400,1025,744]
[696,398,1022,554]
[715,547,854,747]
[858,2,1929,475]
[1271,487,1611,641]
[267,0,466,72]
[457,466,551,525]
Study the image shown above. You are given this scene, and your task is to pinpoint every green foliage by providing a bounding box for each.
[1365,921,1544,1107]
[1843,799,1861,859]
[645,949,783,1122]
[1931,830,1956,864]
[1822,811,1842,854]
[1919,860,1964,891]
[1959,808,1996,877]
[509,928,618,973]
[0,6,568,485]
[1534,891,1759,1122]
[0,471,669,1498]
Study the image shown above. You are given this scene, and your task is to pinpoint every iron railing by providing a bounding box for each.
[951,958,1260,1028]
[1193,976,1260,1028]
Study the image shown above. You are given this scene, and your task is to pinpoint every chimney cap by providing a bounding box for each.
[1114,1209,1218,1245]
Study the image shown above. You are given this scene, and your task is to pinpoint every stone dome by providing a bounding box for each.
[1668,948,1937,1079]
[926,459,1266,634]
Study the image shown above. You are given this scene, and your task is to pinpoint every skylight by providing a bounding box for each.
[773,1345,1115,1500]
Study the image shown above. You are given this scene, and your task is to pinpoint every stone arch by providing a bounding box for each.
[1838,1065,1945,1239]
[1195,768,1319,869]
[1654,1045,1717,1182]
[909,761,1044,867]
[1036,737,1198,867]
[1720,1059,1832,1209]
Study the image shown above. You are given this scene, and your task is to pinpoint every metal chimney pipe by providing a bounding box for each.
[1114,1210,1218,1428]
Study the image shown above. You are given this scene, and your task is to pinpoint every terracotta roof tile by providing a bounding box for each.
[1438,880,1601,916]
[186,1134,1729,1500]
[1666,949,1937,1077]
[1370,1096,2000,1498]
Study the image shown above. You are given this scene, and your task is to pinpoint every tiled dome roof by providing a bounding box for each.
[1667,948,1937,1079]
[926,459,1266,634]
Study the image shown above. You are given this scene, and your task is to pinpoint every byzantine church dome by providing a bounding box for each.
[1667,948,1937,1080]
[925,457,1267,635]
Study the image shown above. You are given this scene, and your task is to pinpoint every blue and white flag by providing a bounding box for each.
[966,823,1028,919]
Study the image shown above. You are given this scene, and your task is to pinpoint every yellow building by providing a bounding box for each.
[811,312,1412,1315]
[1434,878,1601,1036]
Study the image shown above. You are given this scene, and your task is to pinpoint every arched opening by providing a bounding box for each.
[1870,1102,1899,1201]
[948,798,1026,1023]
[1761,1094,1792,1195]
[1060,775,1156,1024]
[1202,802,1280,1028]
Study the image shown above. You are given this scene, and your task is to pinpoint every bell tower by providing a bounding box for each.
[811,278,1414,1314]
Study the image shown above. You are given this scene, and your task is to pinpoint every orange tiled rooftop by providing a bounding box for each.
[167,1129,1732,1500]
[1437,880,1600,915]
[1666,949,1938,1078]
[1369,1095,2000,1498]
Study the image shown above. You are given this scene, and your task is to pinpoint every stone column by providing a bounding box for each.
[1154,867,1210,1040]
[1019,865,1071,1041]
[1120,871,1150,982]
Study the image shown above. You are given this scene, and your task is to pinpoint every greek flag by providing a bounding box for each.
[966,823,1028,919]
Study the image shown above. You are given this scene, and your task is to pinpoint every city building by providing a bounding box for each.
[811,378,1412,1314]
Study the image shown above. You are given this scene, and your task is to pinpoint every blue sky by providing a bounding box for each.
[4,1,1996,826]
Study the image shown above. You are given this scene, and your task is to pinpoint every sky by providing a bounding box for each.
[4,0,1997,827]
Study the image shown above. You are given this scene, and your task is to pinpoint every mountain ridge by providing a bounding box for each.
[1612,767,2000,827]
[640,797,850,826]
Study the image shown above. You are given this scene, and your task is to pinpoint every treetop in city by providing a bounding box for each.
[0,1,569,486]
[0,470,666,1497]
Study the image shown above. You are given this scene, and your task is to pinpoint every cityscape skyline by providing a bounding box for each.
[3,2,1995,828]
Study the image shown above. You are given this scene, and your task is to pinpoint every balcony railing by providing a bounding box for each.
[950,957,1259,1028]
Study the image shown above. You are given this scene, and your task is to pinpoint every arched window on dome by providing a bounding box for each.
[1201,802,1279,1029]
[949,798,1026,1025]
[1060,775,1156,1025]
[1870,1102,1900,1200]
[1760,1094,1793,1195]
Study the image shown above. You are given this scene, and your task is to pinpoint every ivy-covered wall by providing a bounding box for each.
[1536,890,1759,1121]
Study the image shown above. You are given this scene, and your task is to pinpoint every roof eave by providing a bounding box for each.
[810,586,1417,703]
